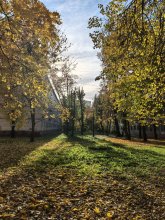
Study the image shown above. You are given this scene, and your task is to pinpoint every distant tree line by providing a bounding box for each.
[51,62,86,137]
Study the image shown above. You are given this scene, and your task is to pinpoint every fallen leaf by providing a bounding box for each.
[106,211,113,218]
[94,207,100,214]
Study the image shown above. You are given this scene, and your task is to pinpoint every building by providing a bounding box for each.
[84,100,92,108]
[0,76,61,136]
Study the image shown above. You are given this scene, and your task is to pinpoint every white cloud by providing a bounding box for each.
[41,0,109,100]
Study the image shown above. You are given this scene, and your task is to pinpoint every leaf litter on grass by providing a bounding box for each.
[0,134,165,219]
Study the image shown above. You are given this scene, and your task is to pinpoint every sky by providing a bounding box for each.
[40,0,110,100]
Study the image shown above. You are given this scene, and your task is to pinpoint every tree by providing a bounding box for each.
[89,0,165,141]
[51,56,77,99]
[50,53,78,135]
[77,88,85,135]
[0,0,62,141]
[70,88,77,137]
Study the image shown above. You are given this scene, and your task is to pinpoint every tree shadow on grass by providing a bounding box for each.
[8,134,163,189]
[0,134,60,171]
[27,135,164,181]
[69,136,165,185]
[0,135,164,220]
[28,135,164,169]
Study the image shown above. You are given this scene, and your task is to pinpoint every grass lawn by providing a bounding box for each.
[0,134,165,219]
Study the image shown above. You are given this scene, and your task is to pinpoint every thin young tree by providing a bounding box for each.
[77,87,85,135]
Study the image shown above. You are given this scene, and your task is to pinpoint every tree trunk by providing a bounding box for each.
[30,110,35,142]
[92,111,95,137]
[71,91,76,137]
[78,89,85,136]
[106,121,109,135]
[142,126,147,142]
[71,119,74,137]
[100,109,104,134]
[11,121,16,138]
[127,121,131,140]
[80,100,84,135]
[153,125,158,140]
[81,112,84,135]
[138,124,142,138]
[114,117,121,137]
[66,120,69,135]
[123,119,131,140]
[109,121,111,135]
[123,119,127,137]
[122,112,130,139]
[100,121,104,134]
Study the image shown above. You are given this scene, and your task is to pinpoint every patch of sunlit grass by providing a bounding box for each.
[0,134,165,181]
[0,134,164,219]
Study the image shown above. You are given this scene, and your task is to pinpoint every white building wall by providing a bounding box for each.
[0,82,61,134]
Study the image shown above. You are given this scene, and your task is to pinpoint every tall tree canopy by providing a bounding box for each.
[0,0,62,140]
[89,0,165,133]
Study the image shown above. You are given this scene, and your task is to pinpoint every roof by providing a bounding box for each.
[48,74,61,104]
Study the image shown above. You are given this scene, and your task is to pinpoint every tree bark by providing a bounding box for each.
[138,124,142,138]
[66,120,69,135]
[81,111,84,135]
[11,121,16,138]
[80,99,84,135]
[71,91,76,137]
[92,111,95,137]
[100,121,104,134]
[142,126,147,142]
[30,110,35,142]
[123,120,131,140]
[122,112,130,139]
[123,119,127,137]
[114,116,121,137]
[106,121,109,135]
[127,121,131,140]
[109,121,111,135]
[153,124,158,140]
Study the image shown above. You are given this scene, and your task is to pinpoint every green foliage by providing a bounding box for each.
[88,0,165,127]
[0,0,61,137]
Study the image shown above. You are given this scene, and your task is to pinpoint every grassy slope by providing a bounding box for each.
[0,134,165,219]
